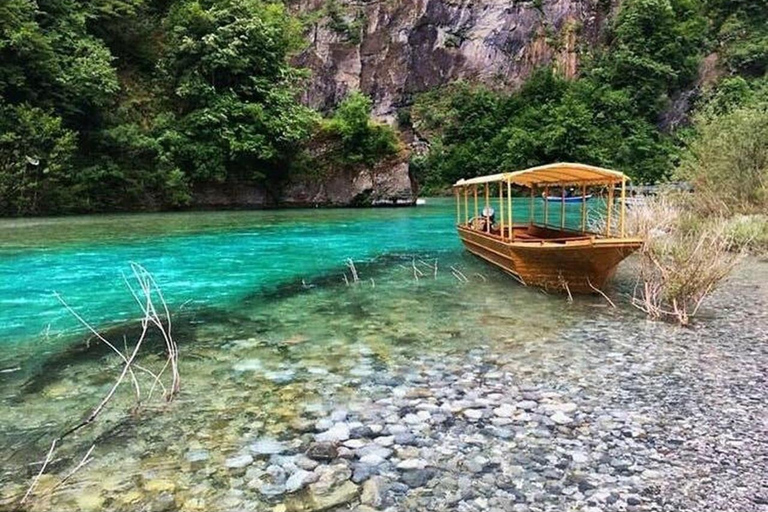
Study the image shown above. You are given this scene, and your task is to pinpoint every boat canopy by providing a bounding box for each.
[453,163,627,188]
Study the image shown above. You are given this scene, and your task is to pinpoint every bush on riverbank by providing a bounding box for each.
[676,94,768,216]
[627,194,743,326]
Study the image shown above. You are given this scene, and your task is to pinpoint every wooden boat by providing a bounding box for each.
[544,194,592,203]
[453,163,643,293]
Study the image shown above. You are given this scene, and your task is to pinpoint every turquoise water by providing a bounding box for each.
[0,203,456,347]
[0,198,597,350]
[2,199,763,511]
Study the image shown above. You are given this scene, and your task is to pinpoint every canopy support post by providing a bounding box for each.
[474,185,478,228]
[498,182,504,240]
[605,184,614,237]
[464,187,468,226]
[529,186,534,225]
[544,186,549,227]
[485,183,490,233]
[560,187,566,230]
[581,184,587,233]
[507,180,513,241]
[620,177,626,237]
[455,188,460,225]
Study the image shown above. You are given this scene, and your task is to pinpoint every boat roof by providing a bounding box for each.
[453,163,628,188]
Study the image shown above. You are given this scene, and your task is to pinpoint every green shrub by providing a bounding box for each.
[676,100,768,214]
[0,103,76,216]
[321,92,401,168]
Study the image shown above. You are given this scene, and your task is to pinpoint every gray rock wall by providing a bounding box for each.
[293,0,603,122]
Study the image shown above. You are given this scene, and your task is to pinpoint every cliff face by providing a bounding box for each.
[194,0,606,209]
[294,0,604,122]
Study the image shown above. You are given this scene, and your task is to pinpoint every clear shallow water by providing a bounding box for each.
[0,198,684,511]
[0,198,598,350]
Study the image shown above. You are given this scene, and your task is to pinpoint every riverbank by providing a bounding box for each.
[1,254,766,512]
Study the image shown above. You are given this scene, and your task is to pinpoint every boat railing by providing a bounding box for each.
[453,163,634,242]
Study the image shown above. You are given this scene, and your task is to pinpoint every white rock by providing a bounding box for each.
[396,458,427,470]
[463,409,483,420]
[225,454,254,469]
[493,404,517,418]
[315,423,350,443]
[359,454,386,465]
[551,411,573,425]
[374,435,395,447]
[285,470,317,493]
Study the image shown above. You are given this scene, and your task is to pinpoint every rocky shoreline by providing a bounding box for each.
[189,273,768,512]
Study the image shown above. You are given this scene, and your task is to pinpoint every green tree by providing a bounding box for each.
[323,92,401,168]
[157,0,318,183]
[0,102,76,216]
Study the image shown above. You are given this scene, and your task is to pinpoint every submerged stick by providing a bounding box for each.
[21,439,57,504]
[449,266,469,283]
[587,278,616,309]
[346,259,360,283]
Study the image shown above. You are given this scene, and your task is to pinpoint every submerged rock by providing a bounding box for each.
[250,438,287,456]
[224,454,254,470]
[306,442,338,461]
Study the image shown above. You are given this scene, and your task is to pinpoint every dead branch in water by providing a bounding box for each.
[346,259,360,283]
[587,278,616,309]
[21,439,57,504]
[449,266,468,283]
[19,264,180,508]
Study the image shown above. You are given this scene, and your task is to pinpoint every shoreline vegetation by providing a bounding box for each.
[0,0,765,217]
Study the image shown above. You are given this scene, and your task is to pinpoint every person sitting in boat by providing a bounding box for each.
[482,205,495,226]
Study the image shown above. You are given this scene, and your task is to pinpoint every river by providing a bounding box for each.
[1,201,766,511]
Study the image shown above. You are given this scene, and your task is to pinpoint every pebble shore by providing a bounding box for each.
[202,278,768,512]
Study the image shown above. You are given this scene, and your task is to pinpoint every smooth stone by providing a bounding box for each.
[571,451,590,464]
[400,468,436,488]
[393,433,417,446]
[352,464,378,484]
[185,449,210,466]
[330,410,348,422]
[493,404,517,418]
[306,442,337,461]
[396,458,427,470]
[305,481,360,511]
[264,369,296,384]
[251,438,287,456]
[350,425,374,438]
[343,439,367,449]
[463,409,484,420]
[295,455,320,471]
[285,470,317,493]
[550,412,573,425]
[259,483,287,498]
[516,400,537,411]
[361,476,388,508]
[233,359,262,372]
[374,436,395,447]
[315,423,350,443]
[359,454,386,466]
[225,454,254,470]
[356,445,393,460]
[315,418,333,431]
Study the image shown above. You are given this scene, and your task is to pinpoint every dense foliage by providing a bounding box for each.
[410,0,765,192]
[0,0,397,216]
[0,0,765,214]
[677,87,768,214]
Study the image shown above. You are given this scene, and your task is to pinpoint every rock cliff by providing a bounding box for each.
[293,0,605,122]
[194,0,607,209]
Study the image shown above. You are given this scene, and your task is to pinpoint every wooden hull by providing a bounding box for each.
[458,226,642,293]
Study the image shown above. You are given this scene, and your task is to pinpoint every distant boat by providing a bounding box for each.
[543,194,592,203]
[416,198,426,205]
[453,163,642,293]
